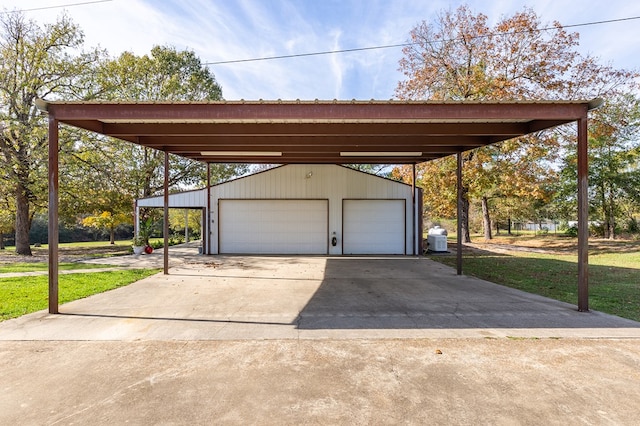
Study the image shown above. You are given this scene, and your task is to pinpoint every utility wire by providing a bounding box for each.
[204,15,640,66]
[0,0,114,14]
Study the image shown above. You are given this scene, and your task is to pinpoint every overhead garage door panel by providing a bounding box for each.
[219,200,328,254]
[343,200,405,255]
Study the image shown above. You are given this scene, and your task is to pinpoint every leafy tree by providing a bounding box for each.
[169,209,201,240]
[0,193,13,249]
[82,211,131,244]
[0,11,102,254]
[345,164,393,177]
[394,5,637,241]
[65,46,248,229]
[556,93,640,238]
[88,46,226,199]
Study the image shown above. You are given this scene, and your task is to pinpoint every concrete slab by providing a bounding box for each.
[1,255,638,340]
[2,254,640,424]
[2,339,640,425]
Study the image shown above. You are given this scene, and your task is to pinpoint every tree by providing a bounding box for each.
[345,164,393,177]
[77,46,247,196]
[395,5,637,241]
[64,46,249,232]
[169,209,202,241]
[82,211,131,244]
[0,192,13,250]
[556,93,640,239]
[0,11,102,255]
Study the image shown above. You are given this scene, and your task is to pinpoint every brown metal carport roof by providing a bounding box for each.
[37,99,599,314]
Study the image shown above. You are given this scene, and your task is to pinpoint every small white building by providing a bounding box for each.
[137,164,423,255]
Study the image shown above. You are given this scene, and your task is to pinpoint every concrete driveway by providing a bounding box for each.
[1,253,640,424]
[1,254,638,340]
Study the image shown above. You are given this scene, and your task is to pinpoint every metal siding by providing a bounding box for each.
[178,165,411,255]
[137,189,205,208]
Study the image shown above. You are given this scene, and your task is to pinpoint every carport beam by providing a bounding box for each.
[48,116,59,314]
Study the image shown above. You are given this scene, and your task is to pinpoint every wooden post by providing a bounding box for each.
[48,116,59,314]
[163,150,169,275]
[577,116,589,311]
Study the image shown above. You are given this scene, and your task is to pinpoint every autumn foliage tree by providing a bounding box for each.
[394,5,637,241]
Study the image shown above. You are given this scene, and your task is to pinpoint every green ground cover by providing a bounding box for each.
[429,241,640,322]
[0,263,116,273]
[0,269,160,321]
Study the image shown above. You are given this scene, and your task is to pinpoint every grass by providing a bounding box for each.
[1,238,175,259]
[429,241,640,322]
[0,262,115,273]
[0,269,160,321]
[2,240,132,251]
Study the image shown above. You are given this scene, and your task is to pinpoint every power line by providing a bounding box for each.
[0,0,114,14]
[203,15,640,66]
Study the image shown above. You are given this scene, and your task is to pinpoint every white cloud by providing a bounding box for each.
[3,0,638,100]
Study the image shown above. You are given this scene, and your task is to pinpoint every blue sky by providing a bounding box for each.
[4,0,640,100]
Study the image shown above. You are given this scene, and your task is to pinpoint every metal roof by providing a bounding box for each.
[36,99,601,164]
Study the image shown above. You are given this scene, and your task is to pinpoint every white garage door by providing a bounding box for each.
[219,199,328,254]
[343,200,405,255]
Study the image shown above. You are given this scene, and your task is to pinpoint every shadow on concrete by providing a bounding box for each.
[2,254,638,341]
[295,257,640,330]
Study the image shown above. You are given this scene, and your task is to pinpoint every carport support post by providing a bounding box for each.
[577,116,589,311]
[48,116,59,314]
[206,162,211,255]
[412,163,416,255]
[163,150,169,275]
[456,152,463,275]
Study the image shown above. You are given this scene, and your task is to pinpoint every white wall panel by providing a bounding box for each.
[137,189,205,208]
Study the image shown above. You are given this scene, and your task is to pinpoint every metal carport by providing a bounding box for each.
[36,98,601,314]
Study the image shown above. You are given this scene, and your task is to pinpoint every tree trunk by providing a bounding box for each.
[599,184,609,239]
[607,189,616,240]
[110,226,115,244]
[0,234,4,250]
[14,184,32,256]
[507,217,512,235]
[460,186,471,243]
[481,196,492,240]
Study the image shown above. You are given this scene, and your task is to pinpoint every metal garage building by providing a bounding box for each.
[137,164,423,255]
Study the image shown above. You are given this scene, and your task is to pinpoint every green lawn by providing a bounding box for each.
[0,269,160,321]
[429,248,640,322]
[2,240,131,251]
[0,262,116,273]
